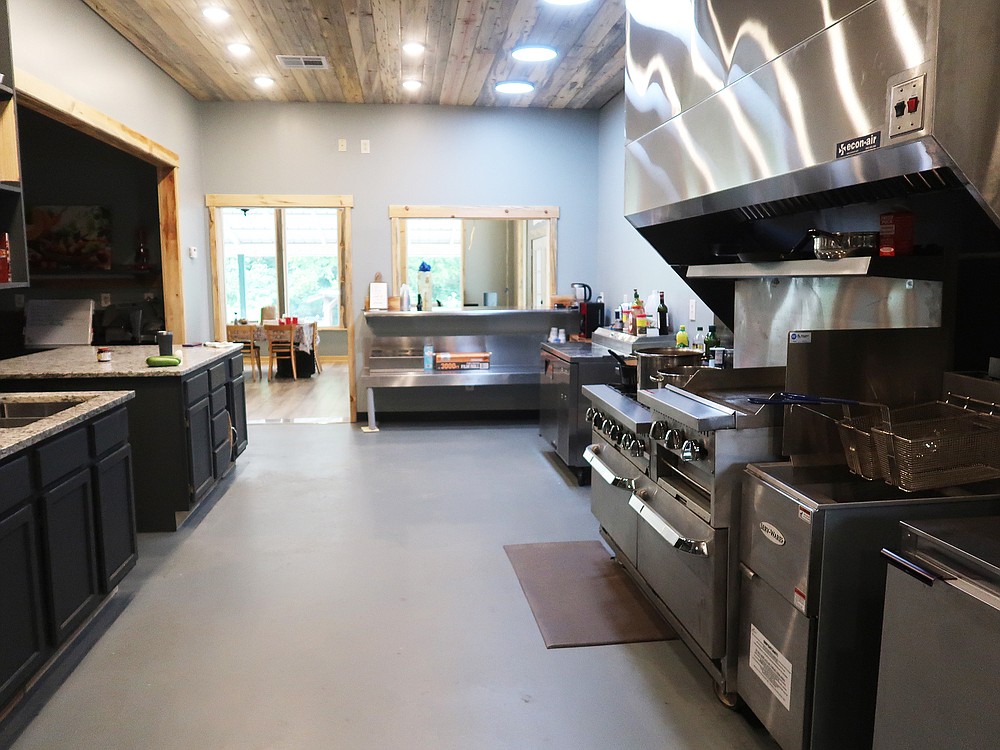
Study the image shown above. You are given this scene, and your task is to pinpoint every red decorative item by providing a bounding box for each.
[0,233,10,283]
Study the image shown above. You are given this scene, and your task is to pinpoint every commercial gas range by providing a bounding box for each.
[584,366,786,701]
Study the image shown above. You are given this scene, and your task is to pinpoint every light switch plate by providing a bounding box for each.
[360,139,370,154]
[338,138,347,152]
[889,75,925,137]
[689,298,697,320]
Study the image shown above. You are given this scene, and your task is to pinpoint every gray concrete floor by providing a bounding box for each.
[7,422,779,750]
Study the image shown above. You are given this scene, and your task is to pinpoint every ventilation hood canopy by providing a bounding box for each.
[623,0,1000,266]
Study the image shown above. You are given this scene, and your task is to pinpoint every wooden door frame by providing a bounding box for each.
[205,195,357,420]
[14,69,186,340]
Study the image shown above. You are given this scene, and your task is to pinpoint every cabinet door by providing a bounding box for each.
[0,505,47,707]
[227,376,248,458]
[186,397,215,504]
[40,468,100,644]
[93,445,138,591]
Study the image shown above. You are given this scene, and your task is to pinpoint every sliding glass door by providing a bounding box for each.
[222,206,341,325]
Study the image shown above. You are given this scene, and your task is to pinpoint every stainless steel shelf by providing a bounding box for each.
[361,365,540,389]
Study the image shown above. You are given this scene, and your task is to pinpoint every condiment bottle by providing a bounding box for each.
[704,325,720,358]
[693,326,705,352]
[675,324,689,348]
[657,292,669,333]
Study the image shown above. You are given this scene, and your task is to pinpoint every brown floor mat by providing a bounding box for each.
[504,540,676,648]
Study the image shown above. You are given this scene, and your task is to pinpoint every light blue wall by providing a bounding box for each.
[595,91,715,333]
[8,0,212,340]
[197,102,600,316]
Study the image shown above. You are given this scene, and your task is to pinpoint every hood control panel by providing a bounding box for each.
[889,75,925,137]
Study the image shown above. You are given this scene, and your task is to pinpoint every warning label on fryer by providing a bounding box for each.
[749,624,792,710]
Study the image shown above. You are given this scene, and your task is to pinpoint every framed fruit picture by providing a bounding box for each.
[26,206,113,271]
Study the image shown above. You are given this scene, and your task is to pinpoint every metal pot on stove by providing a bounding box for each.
[634,347,702,390]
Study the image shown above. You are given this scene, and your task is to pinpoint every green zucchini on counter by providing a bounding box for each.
[146,355,182,367]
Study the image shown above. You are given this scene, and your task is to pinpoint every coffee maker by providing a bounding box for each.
[571,282,604,338]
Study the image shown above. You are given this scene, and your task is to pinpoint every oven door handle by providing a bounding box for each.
[583,445,636,491]
[629,493,709,556]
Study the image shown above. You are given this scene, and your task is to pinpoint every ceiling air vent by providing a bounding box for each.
[275,55,330,70]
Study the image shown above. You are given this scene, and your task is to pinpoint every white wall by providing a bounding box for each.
[595,91,715,334]
[197,102,600,324]
[8,0,212,340]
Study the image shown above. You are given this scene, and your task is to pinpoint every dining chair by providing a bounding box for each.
[226,324,262,381]
[310,323,323,374]
[264,324,297,381]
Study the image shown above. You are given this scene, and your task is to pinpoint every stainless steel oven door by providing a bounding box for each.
[630,475,727,658]
[738,567,814,750]
[584,435,642,563]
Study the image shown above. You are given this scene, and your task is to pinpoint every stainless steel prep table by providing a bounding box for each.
[539,340,616,483]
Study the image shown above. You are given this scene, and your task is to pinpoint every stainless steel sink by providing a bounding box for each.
[0,399,84,427]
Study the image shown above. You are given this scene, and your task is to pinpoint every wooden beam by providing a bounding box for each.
[208,206,226,342]
[14,69,180,167]
[206,194,355,208]
[389,205,559,219]
[157,165,186,343]
[340,208,357,421]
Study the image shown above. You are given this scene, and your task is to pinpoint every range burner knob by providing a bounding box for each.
[681,439,704,461]
[649,421,667,441]
[619,432,634,450]
[665,428,684,450]
[629,435,646,457]
[605,421,621,440]
[586,406,596,423]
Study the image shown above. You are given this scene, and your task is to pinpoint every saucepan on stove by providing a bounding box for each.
[608,350,637,389]
[651,366,702,389]
[634,347,702,390]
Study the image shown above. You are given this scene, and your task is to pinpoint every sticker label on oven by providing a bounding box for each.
[836,130,882,158]
[749,624,793,711]
[788,331,811,344]
[794,587,807,613]
[798,507,812,525]
[759,521,786,546]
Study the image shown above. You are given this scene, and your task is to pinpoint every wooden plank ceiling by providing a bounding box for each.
[80,0,625,109]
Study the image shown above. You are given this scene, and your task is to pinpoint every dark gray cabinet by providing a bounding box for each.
[40,467,100,644]
[0,504,46,708]
[0,350,250,531]
[92,445,136,591]
[0,403,136,711]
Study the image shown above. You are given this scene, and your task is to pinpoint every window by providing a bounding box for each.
[222,207,341,326]
[403,218,464,309]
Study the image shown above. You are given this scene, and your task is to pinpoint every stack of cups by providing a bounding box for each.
[548,327,558,343]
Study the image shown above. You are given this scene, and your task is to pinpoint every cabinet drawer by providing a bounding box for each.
[228,353,244,378]
[184,371,210,405]
[210,387,228,416]
[0,455,33,517]
[90,407,129,457]
[213,443,231,479]
[37,427,89,488]
[208,361,228,390]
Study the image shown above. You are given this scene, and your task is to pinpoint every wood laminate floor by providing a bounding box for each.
[243,360,352,423]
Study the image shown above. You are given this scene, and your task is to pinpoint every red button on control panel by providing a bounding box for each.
[907,96,920,113]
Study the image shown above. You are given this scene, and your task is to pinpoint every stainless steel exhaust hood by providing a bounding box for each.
[624,0,1000,260]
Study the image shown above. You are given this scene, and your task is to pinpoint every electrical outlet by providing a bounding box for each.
[689,298,697,320]
[13,294,24,309]
[100,293,112,308]
[338,138,347,152]
[360,139,370,154]
[188,246,198,259]
[144,291,155,301]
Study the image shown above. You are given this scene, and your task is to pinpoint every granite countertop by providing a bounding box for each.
[541,340,614,362]
[0,391,134,459]
[0,343,242,379]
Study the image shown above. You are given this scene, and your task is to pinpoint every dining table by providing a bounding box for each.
[254,321,319,378]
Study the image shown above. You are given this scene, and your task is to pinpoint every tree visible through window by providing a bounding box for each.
[222,207,341,326]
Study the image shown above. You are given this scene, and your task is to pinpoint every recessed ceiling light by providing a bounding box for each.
[202,6,230,22]
[254,76,274,88]
[495,80,534,95]
[512,45,558,62]
[543,0,590,5]
[227,43,251,57]
[402,42,425,56]
[402,79,422,91]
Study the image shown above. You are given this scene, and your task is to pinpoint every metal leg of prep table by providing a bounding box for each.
[361,387,379,432]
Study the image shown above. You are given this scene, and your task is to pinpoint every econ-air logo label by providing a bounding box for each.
[836,131,882,158]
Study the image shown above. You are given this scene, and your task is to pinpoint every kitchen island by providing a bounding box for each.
[0,344,248,531]
[0,390,137,710]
